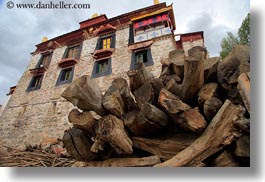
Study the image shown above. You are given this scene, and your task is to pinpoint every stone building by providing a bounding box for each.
[0,2,205,149]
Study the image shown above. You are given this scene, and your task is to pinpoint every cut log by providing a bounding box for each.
[198,83,218,105]
[158,88,191,114]
[188,46,207,60]
[212,150,239,167]
[61,75,106,115]
[127,62,154,93]
[141,103,168,126]
[68,109,96,135]
[134,82,154,109]
[234,118,250,133]
[62,128,96,161]
[166,56,204,101]
[132,134,197,160]
[155,100,244,167]
[92,115,133,154]
[204,57,220,82]
[203,97,223,121]
[123,110,161,137]
[72,156,160,167]
[237,72,250,113]
[150,78,164,105]
[177,107,207,133]
[234,135,250,157]
[102,78,136,118]
[217,45,250,90]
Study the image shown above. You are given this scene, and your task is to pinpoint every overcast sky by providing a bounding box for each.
[0,0,249,105]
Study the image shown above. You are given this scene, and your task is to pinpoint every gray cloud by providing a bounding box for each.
[0,0,250,104]
[186,12,231,56]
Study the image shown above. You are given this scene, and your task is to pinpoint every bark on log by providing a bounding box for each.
[132,134,197,160]
[203,97,223,121]
[72,156,160,167]
[155,100,244,167]
[127,62,154,93]
[166,57,204,101]
[177,107,207,133]
[102,78,136,118]
[123,110,161,137]
[141,103,168,126]
[212,150,239,167]
[237,72,250,113]
[91,115,133,154]
[62,128,96,161]
[68,109,96,135]
[158,88,191,114]
[217,45,250,90]
[234,118,250,133]
[61,75,106,115]
[204,57,219,83]
[134,82,154,109]
[198,83,218,105]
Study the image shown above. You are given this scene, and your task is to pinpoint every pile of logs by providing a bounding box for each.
[61,45,250,167]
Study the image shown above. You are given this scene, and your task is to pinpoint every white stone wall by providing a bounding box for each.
[0,26,176,149]
[182,39,204,56]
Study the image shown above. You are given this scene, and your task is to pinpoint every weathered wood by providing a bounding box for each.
[123,110,161,137]
[141,103,168,126]
[234,118,250,133]
[217,45,250,90]
[132,134,197,160]
[127,62,154,93]
[212,150,239,167]
[237,72,250,113]
[198,83,218,105]
[177,107,207,133]
[72,156,160,167]
[204,57,220,82]
[155,100,244,167]
[61,75,106,115]
[203,97,223,121]
[68,109,95,135]
[91,115,133,154]
[134,82,154,109]
[234,135,250,157]
[158,88,191,114]
[188,46,207,60]
[150,78,164,105]
[102,78,136,118]
[166,57,204,101]
[62,128,96,161]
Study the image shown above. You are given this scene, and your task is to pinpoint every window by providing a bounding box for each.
[102,37,111,49]
[95,34,116,50]
[130,48,154,70]
[136,50,148,63]
[36,53,52,68]
[27,75,43,91]
[63,43,83,60]
[91,58,112,78]
[66,45,80,59]
[56,67,74,86]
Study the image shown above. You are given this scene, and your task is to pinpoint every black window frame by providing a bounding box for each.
[91,58,112,78]
[26,74,44,92]
[56,66,75,86]
[95,33,116,50]
[35,52,53,69]
[130,48,154,70]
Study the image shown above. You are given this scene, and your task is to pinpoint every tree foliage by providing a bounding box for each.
[220,32,239,59]
[238,13,250,46]
[220,13,250,59]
